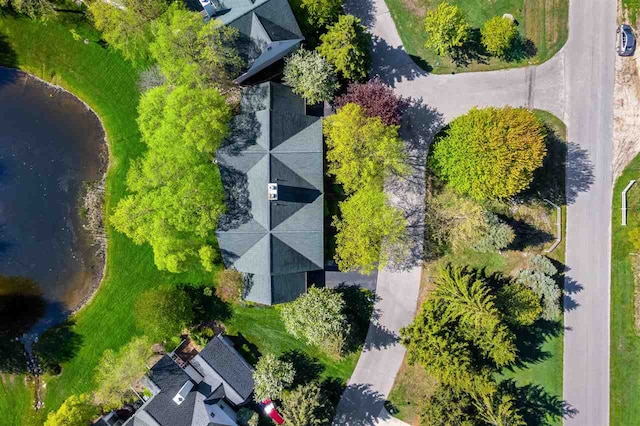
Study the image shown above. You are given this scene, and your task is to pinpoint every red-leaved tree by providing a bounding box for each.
[334,78,406,126]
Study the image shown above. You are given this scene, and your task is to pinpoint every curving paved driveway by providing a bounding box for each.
[334,0,616,424]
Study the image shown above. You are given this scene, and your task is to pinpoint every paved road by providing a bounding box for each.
[562,0,616,424]
[335,0,616,423]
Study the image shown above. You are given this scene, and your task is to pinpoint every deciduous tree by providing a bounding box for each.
[324,103,406,194]
[281,287,349,357]
[430,107,546,200]
[299,0,343,28]
[283,49,339,104]
[253,354,296,401]
[134,286,193,342]
[281,383,330,426]
[150,6,243,91]
[0,0,54,20]
[318,14,371,81]
[481,16,519,57]
[334,78,405,126]
[424,2,470,56]
[89,0,168,63]
[44,394,98,426]
[94,337,153,409]
[333,186,407,274]
[112,85,230,272]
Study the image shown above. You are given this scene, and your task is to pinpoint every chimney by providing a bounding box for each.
[268,183,278,201]
[173,381,194,405]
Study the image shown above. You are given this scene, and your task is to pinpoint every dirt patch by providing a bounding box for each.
[613,8,640,177]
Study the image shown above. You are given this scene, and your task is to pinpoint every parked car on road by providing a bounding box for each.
[617,24,636,56]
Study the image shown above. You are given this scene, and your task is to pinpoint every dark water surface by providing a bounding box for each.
[0,68,105,334]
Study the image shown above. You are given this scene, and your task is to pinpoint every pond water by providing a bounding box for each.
[0,68,106,335]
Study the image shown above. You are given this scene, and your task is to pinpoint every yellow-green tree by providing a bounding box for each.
[481,16,519,57]
[424,2,470,56]
[430,107,546,200]
[89,0,168,63]
[44,394,98,426]
[317,14,371,81]
[324,103,406,194]
[333,186,406,273]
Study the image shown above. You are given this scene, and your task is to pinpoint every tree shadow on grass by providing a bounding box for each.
[509,318,563,368]
[505,217,555,252]
[280,349,324,387]
[503,37,538,63]
[450,29,490,68]
[227,332,261,366]
[0,32,17,70]
[180,285,232,324]
[502,379,577,425]
[34,319,83,375]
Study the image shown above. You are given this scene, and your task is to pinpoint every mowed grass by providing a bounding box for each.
[611,154,640,425]
[387,111,566,425]
[384,0,568,73]
[0,12,358,425]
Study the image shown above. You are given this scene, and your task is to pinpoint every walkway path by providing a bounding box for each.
[335,0,616,423]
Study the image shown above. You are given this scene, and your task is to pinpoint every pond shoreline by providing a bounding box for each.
[0,66,110,318]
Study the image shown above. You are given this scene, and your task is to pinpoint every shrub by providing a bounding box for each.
[529,254,558,276]
[481,16,519,57]
[281,287,350,357]
[517,257,561,321]
[215,269,244,304]
[283,49,339,104]
[430,107,546,200]
[44,394,98,426]
[300,0,343,27]
[253,353,296,401]
[324,103,406,194]
[318,14,372,81]
[191,326,215,348]
[424,2,470,56]
[334,78,405,126]
[237,408,260,426]
[472,213,515,253]
[135,286,193,342]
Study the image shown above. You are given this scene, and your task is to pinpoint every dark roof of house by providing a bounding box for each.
[216,83,323,305]
[144,356,197,426]
[191,0,304,84]
[198,335,255,401]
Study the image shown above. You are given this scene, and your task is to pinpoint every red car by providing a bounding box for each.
[262,399,285,425]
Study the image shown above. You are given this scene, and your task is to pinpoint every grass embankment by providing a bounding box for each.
[0,12,357,425]
[611,154,640,425]
[388,111,566,425]
[384,0,568,74]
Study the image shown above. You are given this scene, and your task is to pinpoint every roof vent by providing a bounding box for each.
[173,381,194,405]
[268,183,278,201]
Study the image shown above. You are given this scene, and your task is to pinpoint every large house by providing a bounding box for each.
[217,82,324,305]
[97,335,255,426]
[190,0,305,84]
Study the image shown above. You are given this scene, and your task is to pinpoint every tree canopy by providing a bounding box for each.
[299,0,343,28]
[424,2,470,56]
[94,337,153,409]
[283,49,339,104]
[111,85,230,273]
[44,394,98,426]
[324,103,406,194]
[333,186,406,273]
[334,78,405,126]
[281,383,330,426]
[281,287,349,357]
[150,6,243,91]
[253,354,296,401]
[318,14,372,81]
[481,16,519,57]
[0,0,54,20]
[89,0,168,63]
[134,286,193,342]
[430,107,546,200]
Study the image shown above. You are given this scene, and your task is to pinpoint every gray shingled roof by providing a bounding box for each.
[144,356,197,426]
[217,83,324,305]
[194,0,304,84]
[198,335,255,401]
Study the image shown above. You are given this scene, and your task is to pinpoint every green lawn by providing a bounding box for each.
[610,154,640,425]
[0,12,357,425]
[388,111,566,425]
[384,0,569,73]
